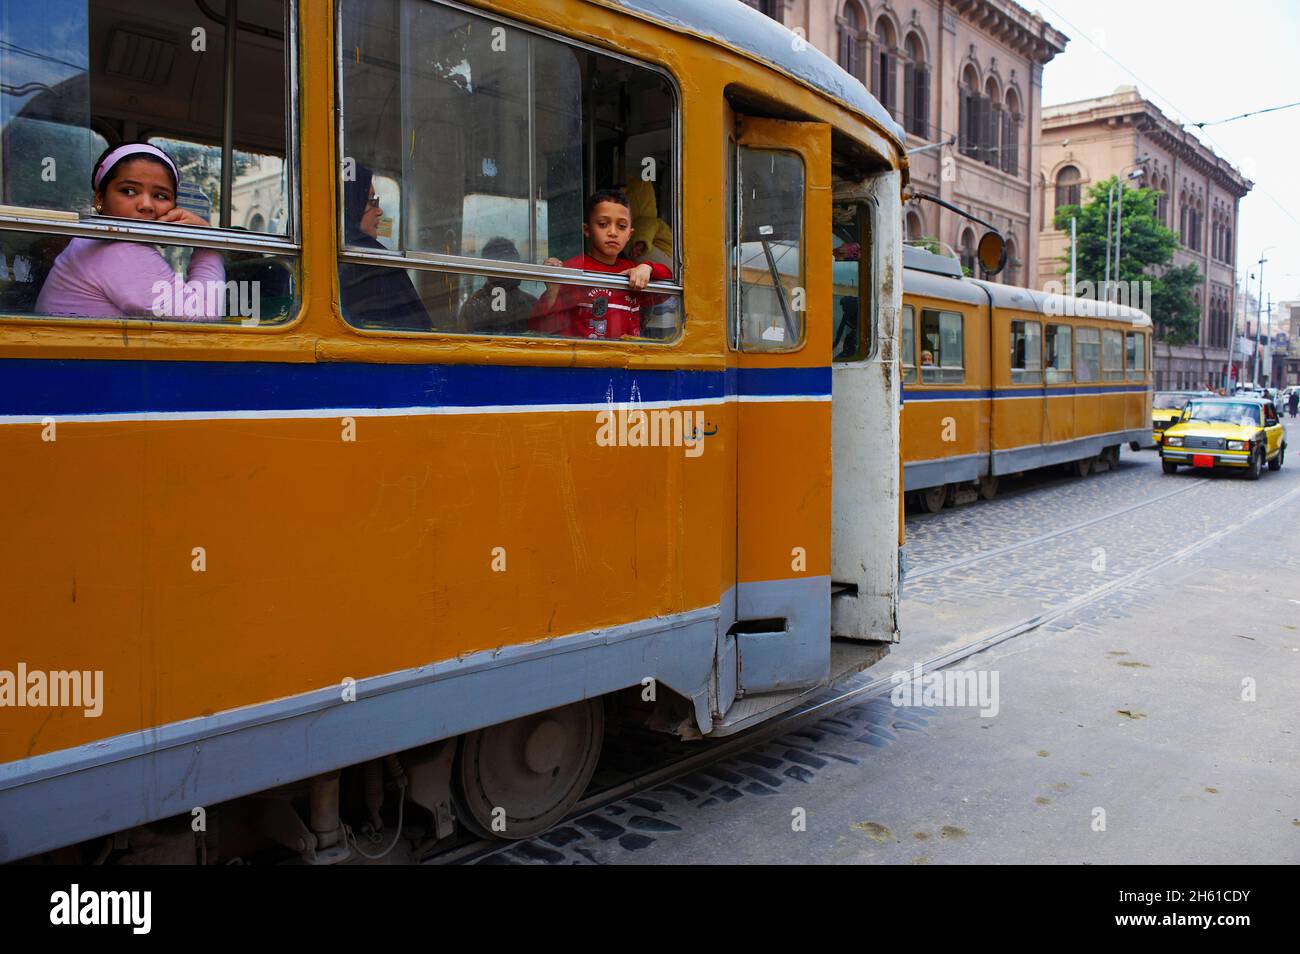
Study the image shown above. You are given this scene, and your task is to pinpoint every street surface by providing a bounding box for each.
[478,420,1300,864]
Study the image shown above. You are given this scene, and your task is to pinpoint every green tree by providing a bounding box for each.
[1054,176,1201,344]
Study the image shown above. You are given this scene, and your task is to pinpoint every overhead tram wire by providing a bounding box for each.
[1032,0,1300,231]
[1193,100,1300,129]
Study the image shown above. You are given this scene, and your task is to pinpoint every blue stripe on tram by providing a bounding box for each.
[0,359,832,417]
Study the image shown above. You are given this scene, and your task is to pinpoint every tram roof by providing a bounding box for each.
[608,0,906,150]
[971,279,1153,327]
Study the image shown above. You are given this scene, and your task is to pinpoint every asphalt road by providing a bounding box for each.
[478,421,1300,864]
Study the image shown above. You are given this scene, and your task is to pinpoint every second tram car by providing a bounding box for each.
[900,245,1153,513]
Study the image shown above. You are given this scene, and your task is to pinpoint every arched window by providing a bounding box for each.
[871,18,897,117]
[1157,177,1169,226]
[1055,165,1082,211]
[740,0,782,22]
[905,210,924,241]
[959,65,981,159]
[1179,192,1188,244]
[838,2,867,82]
[959,228,977,276]
[1002,89,1021,175]
[903,32,930,138]
[984,77,1001,168]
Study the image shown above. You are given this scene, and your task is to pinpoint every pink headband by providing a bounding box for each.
[93,144,180,191]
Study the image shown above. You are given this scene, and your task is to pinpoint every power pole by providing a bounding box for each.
[1253,253,1267,387]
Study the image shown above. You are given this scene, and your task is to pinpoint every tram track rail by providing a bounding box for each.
[429,478,1300,865]
[906,479,1208,580]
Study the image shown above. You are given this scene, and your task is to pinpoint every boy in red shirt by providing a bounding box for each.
[531,189,673,339]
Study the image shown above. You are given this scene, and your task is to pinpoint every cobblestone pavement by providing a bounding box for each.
[473,421,1300,864]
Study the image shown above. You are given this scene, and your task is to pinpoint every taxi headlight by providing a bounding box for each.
[1165,436,1183,447]
[1227,440,1247,451]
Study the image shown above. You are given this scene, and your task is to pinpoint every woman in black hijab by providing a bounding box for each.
[339,166,431,331]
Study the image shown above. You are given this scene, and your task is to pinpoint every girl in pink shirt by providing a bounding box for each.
[36,142,226,321]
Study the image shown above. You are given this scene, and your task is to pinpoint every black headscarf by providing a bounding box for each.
[339,164,431,332]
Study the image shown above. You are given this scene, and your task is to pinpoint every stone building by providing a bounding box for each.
[741,0,1068,287]
[1038,87,1253,390]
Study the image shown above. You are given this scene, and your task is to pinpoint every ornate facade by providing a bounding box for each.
[1038,88,1253,390]
[745,0,1068,286]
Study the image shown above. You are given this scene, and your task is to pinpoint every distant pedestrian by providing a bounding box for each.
[1288,389,1298,419]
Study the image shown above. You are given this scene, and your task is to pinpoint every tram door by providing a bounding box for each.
[727,116,833,695]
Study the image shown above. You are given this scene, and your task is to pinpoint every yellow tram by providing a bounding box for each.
[0,0,909,861]
[900,246,1153,513]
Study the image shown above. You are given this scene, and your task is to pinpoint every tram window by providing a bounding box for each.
[919,309,963,383]
[900,304,916,383]
[1075,326,1101,383]
[1045,323,1072,384]
[1010,319,1042,384]
[0,0,297,325]
[1103,329,1124,381]
[338,0,678,339]
[734,148,804,351]
[1126,331,1146,381]
[831,201,870,361]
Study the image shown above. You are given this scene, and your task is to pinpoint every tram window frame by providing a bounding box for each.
[1125,331,1146,381]
[1075,326,1101,383]
[1102,328,1124,381]
[1045,323,1072,384]
[919,308,963,384]
[1009,318,1042,385]
[732,146,805,353]
[0,0,302,329]
[335,0,683,343]
[900,304,916,383]
[830,199,872,362]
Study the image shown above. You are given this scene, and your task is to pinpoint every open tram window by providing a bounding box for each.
[1126,331,1146,381]
[1075,326,1101,383]
[1009,319,1042,385]
[919,308,963,383]
[900,304,916,383]
[0,0,298,325]
[1103,329,1124,382]
[1045,323,1071,384]
[337,0,679,339]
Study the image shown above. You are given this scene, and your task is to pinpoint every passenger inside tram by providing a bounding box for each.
[456,237,535,335]
[531,188,671,340]
[1,0,296,324]
[34,142,225,320]
[339,165,430,331]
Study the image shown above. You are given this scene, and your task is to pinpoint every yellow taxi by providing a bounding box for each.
[1160,397,1287,479]
[1151,390,1214,446]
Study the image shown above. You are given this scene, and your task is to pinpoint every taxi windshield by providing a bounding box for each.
[1154,392,1194,409]
[1183,402,1261,426]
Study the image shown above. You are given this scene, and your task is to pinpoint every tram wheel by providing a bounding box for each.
[920,484,949,514]
[978,475,999,501]
[1073,458,1093,478]
[454,699,604,840]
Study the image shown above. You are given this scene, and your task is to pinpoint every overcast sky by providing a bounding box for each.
[1020,0,1300,309]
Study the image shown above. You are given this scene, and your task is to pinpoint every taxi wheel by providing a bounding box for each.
[1161,460,1178,475]
[1129,441,1141,452]
[1268,447,1283,471]
[1246,449,1263,480]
